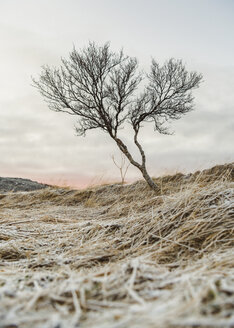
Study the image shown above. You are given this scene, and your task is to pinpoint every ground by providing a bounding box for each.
[0,163,233,328]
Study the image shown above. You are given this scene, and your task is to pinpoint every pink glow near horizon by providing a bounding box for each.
[2,162,224,190]
[1,173,137,190]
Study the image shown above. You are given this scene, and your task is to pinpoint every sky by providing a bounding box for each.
[0,0,234,188]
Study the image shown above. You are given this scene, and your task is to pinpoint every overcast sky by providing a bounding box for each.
[1,0,233,188]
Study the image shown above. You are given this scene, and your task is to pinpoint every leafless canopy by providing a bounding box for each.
[33,42,202,190]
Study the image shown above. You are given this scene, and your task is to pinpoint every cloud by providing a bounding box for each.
[1,63,233,186]
[0,1,233,187]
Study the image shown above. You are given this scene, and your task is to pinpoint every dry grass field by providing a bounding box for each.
[0,163,233,328]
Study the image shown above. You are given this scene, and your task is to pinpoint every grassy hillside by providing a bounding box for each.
[0,163,233,328]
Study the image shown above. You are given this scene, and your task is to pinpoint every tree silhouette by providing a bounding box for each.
[33,42,202,190]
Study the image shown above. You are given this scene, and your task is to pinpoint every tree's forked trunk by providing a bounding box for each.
[113,136,159,191]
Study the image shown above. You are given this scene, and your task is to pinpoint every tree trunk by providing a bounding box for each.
[113,136,159,191]
[140,166,159,191]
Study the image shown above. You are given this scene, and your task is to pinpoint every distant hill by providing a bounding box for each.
[0,177,48,193]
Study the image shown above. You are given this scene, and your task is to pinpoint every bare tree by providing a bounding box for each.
[112,153,130,185]
[33,42,202,191]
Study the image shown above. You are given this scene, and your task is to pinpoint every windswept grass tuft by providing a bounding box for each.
[0,163,233,327]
